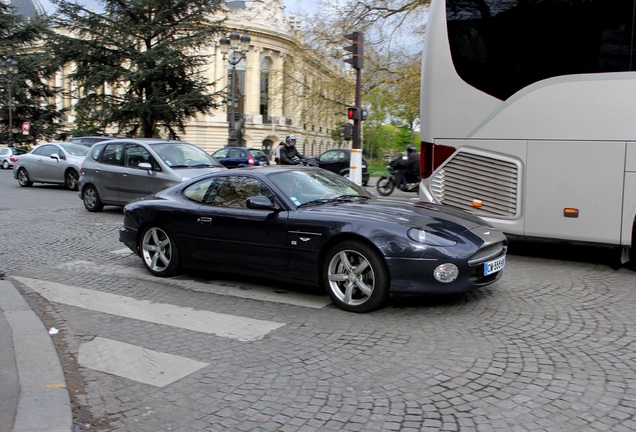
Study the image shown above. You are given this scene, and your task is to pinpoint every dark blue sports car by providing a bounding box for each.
[119,166,507,312]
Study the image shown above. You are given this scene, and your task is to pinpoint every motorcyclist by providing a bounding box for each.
[279,134,305,165]
[394,145,420,190]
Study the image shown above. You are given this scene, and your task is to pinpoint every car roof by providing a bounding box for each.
[95,138,188,145]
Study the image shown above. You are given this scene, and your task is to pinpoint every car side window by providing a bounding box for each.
[124,144,154,169]
[33,145,57,157]
[228,148,243,158]
[213,149,228,158]
[101,143,125,165]
[184,176,275,208]
[321,151,337,162]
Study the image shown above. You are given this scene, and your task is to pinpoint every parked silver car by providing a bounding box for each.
[12,142,89,190]
[78,138,226,212]
[0,146,27,170]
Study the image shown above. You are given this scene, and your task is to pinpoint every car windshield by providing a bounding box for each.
[60,142,91,157]
[153,143,224,168]
[269,169,372,207]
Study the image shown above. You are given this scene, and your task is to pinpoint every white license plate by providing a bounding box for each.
[484,255,506,276]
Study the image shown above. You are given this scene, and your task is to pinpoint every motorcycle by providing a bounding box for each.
[376,158,421,196]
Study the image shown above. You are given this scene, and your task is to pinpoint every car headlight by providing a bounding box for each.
[407,228,457,246]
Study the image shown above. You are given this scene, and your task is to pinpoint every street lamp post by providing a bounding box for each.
[219,30,250,147]
[0,58,18,147]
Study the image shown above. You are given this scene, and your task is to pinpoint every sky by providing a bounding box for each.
[39,0,315,18]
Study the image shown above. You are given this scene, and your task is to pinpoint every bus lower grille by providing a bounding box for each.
[430,151,518,218]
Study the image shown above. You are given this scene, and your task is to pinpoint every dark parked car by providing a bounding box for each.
[119,166,507,313]
[211,147,270,168]
[13,142,89,190]
[0,146,27,170]
[315,149,369,185]
[78,138,226,212]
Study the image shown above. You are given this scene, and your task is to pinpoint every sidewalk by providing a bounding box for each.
[0,279,72,432]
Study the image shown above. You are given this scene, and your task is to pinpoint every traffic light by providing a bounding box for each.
[344,32,364,69]
[342,122,353,140]
[347,107,358,120]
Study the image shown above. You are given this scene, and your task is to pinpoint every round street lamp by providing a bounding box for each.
[219,30,250,147]
[0,58,18,147]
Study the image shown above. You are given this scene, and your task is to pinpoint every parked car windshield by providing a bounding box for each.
[268,169,371,206]
[60,143,91,157]
[152,143,224,168]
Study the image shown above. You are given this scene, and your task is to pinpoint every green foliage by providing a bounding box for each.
[0,4,64,145]
[49,0,226,138]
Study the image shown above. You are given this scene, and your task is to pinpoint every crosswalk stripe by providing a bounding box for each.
[78,337,208,387]
[14,276,285,342]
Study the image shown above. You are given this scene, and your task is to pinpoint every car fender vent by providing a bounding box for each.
[430,151,519,218]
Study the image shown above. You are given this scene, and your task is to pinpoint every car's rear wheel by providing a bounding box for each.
[140,226,180,277]
[65,168,79,190]
[376,176,394,196]
[17,168,33,187]
[82,185,104,212]
[323,240,389,313]
[2,160,9,169]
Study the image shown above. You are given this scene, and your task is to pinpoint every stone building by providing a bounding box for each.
[44,0,350,158]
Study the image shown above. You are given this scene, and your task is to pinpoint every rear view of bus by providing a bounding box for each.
[419,0,636,266]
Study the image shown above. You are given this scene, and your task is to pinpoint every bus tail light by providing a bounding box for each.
[420,141,456,179]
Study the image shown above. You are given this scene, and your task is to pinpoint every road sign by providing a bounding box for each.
[22,122,30,135]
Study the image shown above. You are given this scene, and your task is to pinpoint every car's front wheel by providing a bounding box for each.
[82,185,104,212]
[323,240,389,313]
[17,168,33,187]
[65,169,79,190]
[140,226,180,277]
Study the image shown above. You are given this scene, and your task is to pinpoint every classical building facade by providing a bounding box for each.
[47,0,350,158]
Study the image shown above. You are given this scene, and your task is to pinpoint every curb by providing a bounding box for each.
[0,280,72,432]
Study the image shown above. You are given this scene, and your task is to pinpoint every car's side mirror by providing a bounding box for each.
[138,162,153,173]
[50,153,60,161]
[246,195,278,210]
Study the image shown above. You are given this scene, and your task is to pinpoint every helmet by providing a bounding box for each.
[285,134,297,144]
[406,145,416,153]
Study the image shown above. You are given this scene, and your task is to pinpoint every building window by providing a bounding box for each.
[260,57,272,116]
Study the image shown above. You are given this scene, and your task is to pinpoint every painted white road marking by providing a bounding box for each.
[78,337,208,387]
[56,259,331,309]
[14,276,285,342]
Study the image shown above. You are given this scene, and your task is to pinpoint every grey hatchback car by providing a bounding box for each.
[78,138,226,212]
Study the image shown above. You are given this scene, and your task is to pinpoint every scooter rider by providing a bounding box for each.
[279,134,305,165]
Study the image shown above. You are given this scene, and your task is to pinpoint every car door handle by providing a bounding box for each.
[197,217,212,224]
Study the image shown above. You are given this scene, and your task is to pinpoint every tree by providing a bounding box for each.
[297,0,429,156]
[50,0,226,138]
[0,4,64,146]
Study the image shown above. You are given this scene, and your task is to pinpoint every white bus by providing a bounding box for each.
[419,0,636,266]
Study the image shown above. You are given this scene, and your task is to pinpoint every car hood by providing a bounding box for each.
[302,198,493,234]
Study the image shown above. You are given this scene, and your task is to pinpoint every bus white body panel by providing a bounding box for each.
[420,0,636,249]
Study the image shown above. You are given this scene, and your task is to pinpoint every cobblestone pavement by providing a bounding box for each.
[2,202,635,432]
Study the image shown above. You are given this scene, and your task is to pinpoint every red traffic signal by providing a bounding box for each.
[344,31,364,69]
[347,107,357,120]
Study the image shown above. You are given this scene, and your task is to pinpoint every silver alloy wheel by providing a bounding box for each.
[141,227,173,273]
[327,249,376,308]
[66,169,79,190]
[17,168,32,187]
[2,160,9,169]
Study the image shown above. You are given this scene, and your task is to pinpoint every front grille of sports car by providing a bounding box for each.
[468,242,505,265]
[429,151,518,218]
